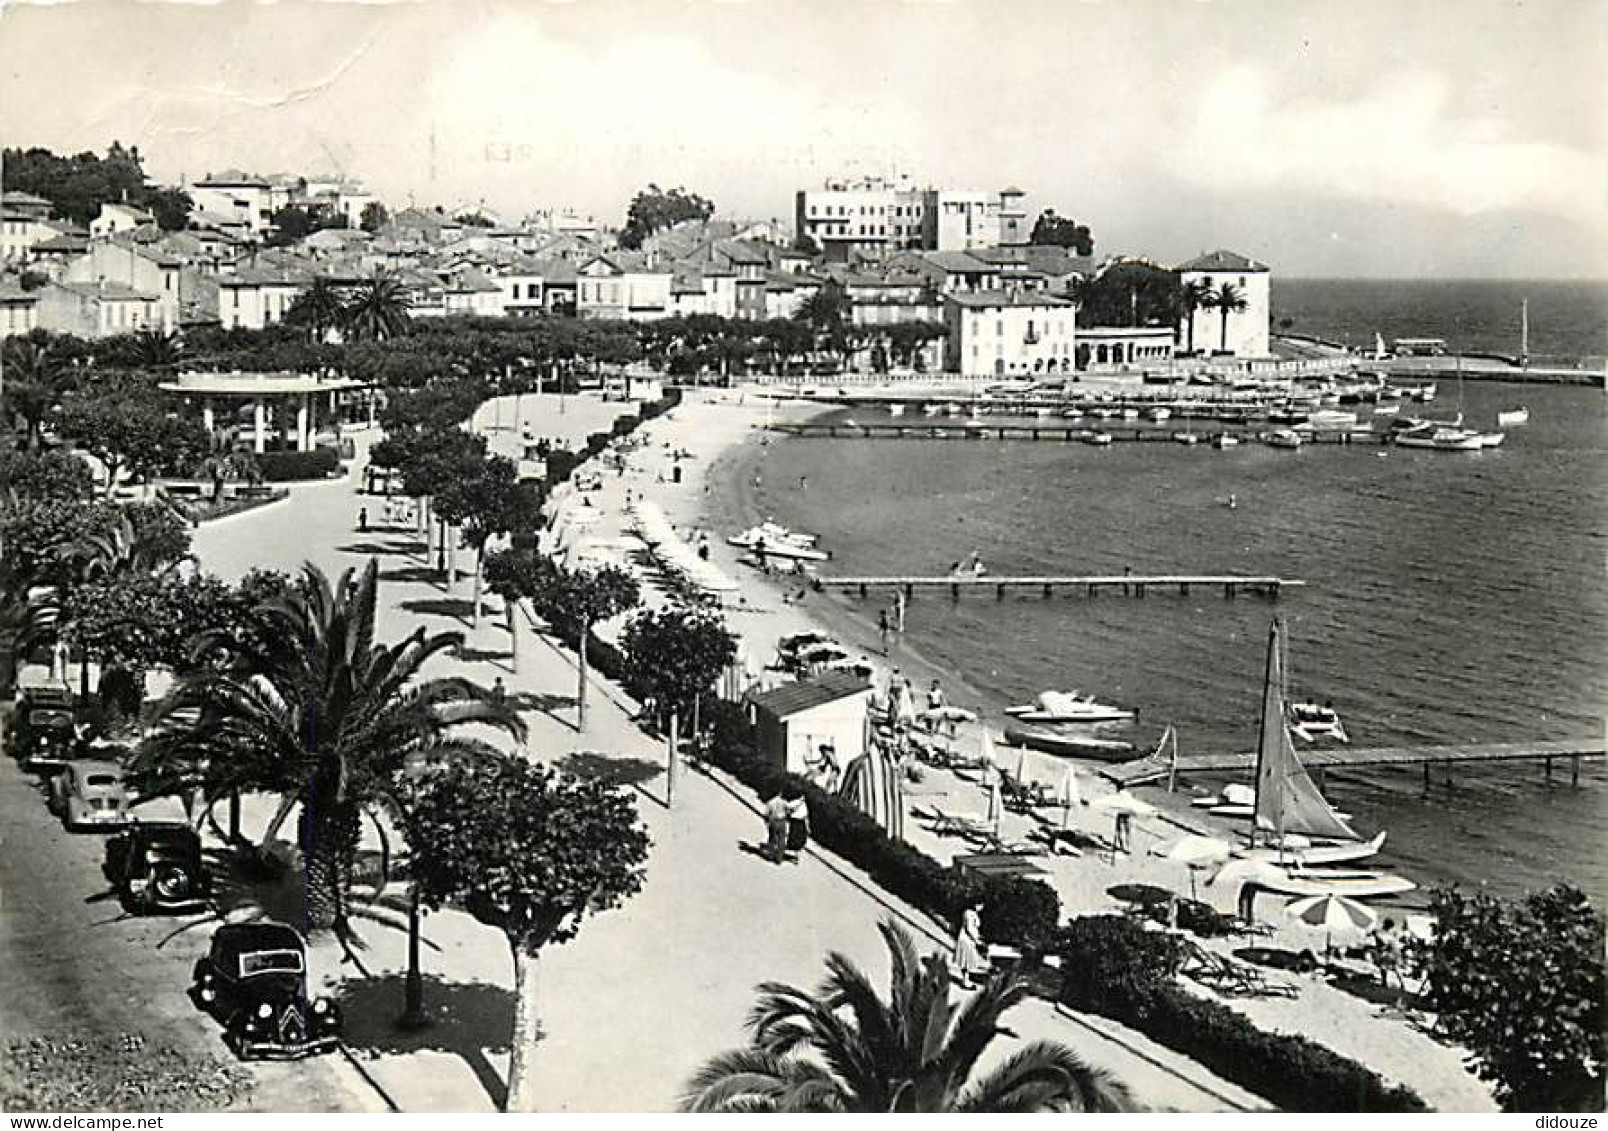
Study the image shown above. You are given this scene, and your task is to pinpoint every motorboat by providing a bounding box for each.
[1264,429,1304,449]
[1395,426,1486,451]
[1083,431,1113,446]
[923,403,941,417]
[1172,431,1202,446]
[1120,407,1140,420]
[1145,406,1172,423]
[728,524,830,562]
[1061,408,1084,420]
[945,402,964,416]
[1001,722,1135,762]
[1213,433,1241,450]
[1496,407,1529,427]
[1005,690,1135,724]
[1372,403,1401,417]
[1475,431,1506,448]
[1411,383,1439,402]
[1289,701,1348,743]
[1299,409,1359,431]
[888,403,906,418]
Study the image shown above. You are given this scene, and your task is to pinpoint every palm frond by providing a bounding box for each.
[955,1040,1134,1113]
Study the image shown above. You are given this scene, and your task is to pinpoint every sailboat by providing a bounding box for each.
[1226,621,1407,884]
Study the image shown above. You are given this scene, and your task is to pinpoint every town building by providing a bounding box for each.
[2,191,75,264]
[795,176,1024,262]
[0,280,40,338]
[35,279,161,337]
[942,289,1078,378]
[63,236,184,329]
[88,202,155,239]
[1175,249,1272,358]
[189,172,276,238]
[575,253,672,321]
[216,263,309,330]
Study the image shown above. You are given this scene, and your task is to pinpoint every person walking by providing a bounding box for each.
[952,900,991,990]
[763,790,790,863]
[783,788,811,862]
[877,608,891,655]
[1113,809,1133,854]
[358,506,369,533]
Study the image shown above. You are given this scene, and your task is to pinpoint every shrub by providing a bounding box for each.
[701,700,1060,953]
[1415,884,1604,1112]
[1055,915,1427,1112]
[252,447,340,481]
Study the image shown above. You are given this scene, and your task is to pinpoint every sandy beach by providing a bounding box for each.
[553,384,1498,1112]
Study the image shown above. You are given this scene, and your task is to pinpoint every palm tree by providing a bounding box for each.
[341,274,413,342]
[116,328,183,370]
[285,277,348,343]
[1179,279,1213,355]
[1210,282,1248,354]
[682,920,1132,1113]
[1,338,77,449]
[134,560,523,935]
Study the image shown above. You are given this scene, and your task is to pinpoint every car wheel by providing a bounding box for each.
[151,864,194,905]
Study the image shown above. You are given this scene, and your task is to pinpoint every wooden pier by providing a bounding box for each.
[769,421,1383,445]
[812,574,1304,600]
[1102,739,1606,789]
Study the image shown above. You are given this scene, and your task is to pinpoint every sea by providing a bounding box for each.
[713,279,1608,910]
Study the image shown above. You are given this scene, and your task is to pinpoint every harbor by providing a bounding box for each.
[813,573,1303,599]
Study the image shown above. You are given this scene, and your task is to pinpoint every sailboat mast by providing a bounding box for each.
[1248,619,1279,850]
[1520,298,1530,369]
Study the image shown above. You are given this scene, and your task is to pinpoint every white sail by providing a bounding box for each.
[1252,621,1360,843]
[1373,332,1387,360]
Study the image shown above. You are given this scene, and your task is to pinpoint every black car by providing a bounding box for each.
[11,687,79,773]
[104,822,211,913]
[191,921,340,1060]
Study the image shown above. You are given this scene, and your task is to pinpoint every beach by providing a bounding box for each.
[529,384,1499,1111]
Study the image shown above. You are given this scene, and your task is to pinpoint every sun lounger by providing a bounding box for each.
[1177,939,1300,999]
[912,804,996,842]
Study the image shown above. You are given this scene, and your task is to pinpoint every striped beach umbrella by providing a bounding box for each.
[1285,893,1379,955]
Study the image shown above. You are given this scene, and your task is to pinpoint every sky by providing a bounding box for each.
[2,0,1604,278]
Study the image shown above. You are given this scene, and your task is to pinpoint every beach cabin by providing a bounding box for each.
[746,672,873,776]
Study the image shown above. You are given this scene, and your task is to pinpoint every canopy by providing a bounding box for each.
[838,745,905,842]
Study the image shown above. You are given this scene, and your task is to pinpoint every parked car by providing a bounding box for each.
[191,921,341,1060]
[46,759,129,830]
[103,822,210,913]
[11,686,79,774]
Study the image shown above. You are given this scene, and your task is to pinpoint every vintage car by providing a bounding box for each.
[103,822,210,913]
[46,759,130,830]
[191,921,341,1060]
[11,687,79,773]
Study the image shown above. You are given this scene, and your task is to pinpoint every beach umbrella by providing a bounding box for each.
[979,729,998,772]
[922,705,977,725]
[894,683,918,728]
[1091,790,1158,817]
[1151,834,1234,899]
[1058,767,1082,828]
[1286,892,1379,955]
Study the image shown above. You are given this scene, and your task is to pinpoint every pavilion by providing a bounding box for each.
[160,370,379,453]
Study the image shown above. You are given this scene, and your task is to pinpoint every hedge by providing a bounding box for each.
[1056,916,1429,1112]
[703,700,1061,953]
[538,388,681,489]
[253,447,341,482]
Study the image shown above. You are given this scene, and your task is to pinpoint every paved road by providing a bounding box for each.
[0,732,380,1112]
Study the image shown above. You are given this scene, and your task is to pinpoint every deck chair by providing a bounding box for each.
[911,803,997,844]
[1177,939,1299,1000]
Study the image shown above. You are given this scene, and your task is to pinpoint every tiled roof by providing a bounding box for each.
[443,267,501,293]
[947,289,1074,309]
[746,672,871,717]
[2,190,51,207]
[198,170,270,187]
[34,232,90,252]
[50,280,158,302]
[1176,249,1269,273]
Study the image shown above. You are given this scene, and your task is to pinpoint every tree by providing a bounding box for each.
[1209,282,1248,353]
[1178,279,1213,355]
[1413,885,1603,1111]
[55,385,208,498]
[683,919,1131,1112]
[406,758,650,1112]
[284,278,348,343]
[112,328,183,370]
[796,282,852,368]
[619,183,715,250]
[133,561,523,934]
[432,455,542,625]
[1,336,80,448]
[1071,261,1181,330]
[620,604,736,731]
[144,186,193,231]
[267,205,316,244]
[487,549,638,731]
[453,210,495,228]
[0,448,94,502]
[342,275,413,342]
[1,143,149,226]
[1028,210,1095,257]
[359,201,390,233]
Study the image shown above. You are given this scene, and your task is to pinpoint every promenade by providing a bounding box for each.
[188,395,1269,1113]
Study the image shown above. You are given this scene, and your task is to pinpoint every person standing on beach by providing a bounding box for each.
[878,609,891,655]
[1113,810,1133,854]
[952,901,990,990]
[357,506,368,532]
[763,790,790,863]
[784,788,811,862]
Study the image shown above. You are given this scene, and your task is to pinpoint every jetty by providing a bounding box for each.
[1102,739,1606,790]
[812,574,1303,600]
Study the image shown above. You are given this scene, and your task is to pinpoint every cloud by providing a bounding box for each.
[1171,66,1601,223]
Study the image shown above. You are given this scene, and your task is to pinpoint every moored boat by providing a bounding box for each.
[1264,429,1303,449]
[1005,690,1135,724]
[1083,431,1113,446]
[1172,430,1202,446]
[1395,426,1485,451]
[1496,407,1529,427]
[1001,722,1135,762]
[1289,701,1348,743]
